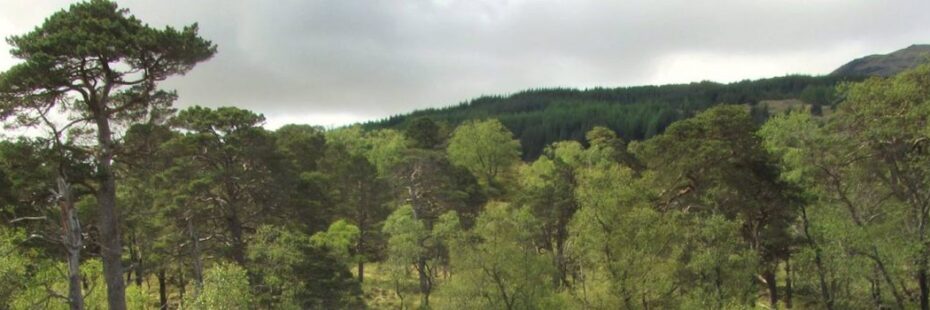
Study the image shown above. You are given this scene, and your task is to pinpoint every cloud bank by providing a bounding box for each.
[2,0,929,127]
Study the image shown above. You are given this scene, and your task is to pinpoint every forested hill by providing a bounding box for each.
[366,74,859,159]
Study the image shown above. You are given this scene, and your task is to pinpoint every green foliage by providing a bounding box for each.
[679,215,759,308]
[569,161,682,309]
[367,129,411,174]
[0,227,30,304]
[635,105,797,259]
[249,225,365,309]
[405,117,442,149]
[186,262,253,309]
[380,206,428,308]
[438,203,564,309]
[447,119,521,193]
[311,220,361,265]
[759,63,930,308]
[370,75,859,159]
[382,205,462,307]
[383,206,428,266]
[169,105,283,263]
[326,126,410,175]
[274,124,327,172]
[799,84,836,107]
[9,260,154,309]
[0,6,926,307]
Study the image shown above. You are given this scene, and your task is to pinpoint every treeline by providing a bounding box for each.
[368,75,857,159]
[3,63,928,309]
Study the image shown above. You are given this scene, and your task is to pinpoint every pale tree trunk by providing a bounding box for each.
[58,177,84,310]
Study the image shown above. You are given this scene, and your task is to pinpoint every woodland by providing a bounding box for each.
[2,1,930,309]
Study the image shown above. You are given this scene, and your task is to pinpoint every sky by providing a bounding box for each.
[1,0,929,128]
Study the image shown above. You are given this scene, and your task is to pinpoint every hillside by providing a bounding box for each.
[368,75,855,159]
[831,44,930,77]
[369,45,930,159]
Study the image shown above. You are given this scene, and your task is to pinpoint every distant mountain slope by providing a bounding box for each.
[368,75,855,159]
[831,44,930,77]
[367,45,929,159]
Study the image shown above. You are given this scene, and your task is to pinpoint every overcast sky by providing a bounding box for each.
[1,0,929,128]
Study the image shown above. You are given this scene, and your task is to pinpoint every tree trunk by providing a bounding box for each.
[417,257,431,307]
[59,178,84,310]
[763,270,778,309]
[126,239,134,284]
[870,247,906,309]
[800,205,833,310]
[93,109,126,310]
[785,256,793,309]
[136,260,144,287]
[188,218,204,292]
[178,269,185,303]
[871,268,883,309]
[131,233,143,286]
[712,266,723,308]
[554,235,567,288]
[920,266,929,310]
[226,208,246,265]
[356,226,365,283]
[66,245,83,310]
[158,270,168,310]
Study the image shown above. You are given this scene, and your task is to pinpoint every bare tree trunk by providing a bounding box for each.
[59,177,84,310]
[93,111,126,310]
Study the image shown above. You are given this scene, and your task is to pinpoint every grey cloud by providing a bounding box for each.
[2,0,930,127]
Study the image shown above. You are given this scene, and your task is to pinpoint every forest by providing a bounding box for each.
[2,1,930,309]
[367,74,855,159]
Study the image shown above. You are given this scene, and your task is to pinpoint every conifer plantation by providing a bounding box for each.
[2,1,930,309]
